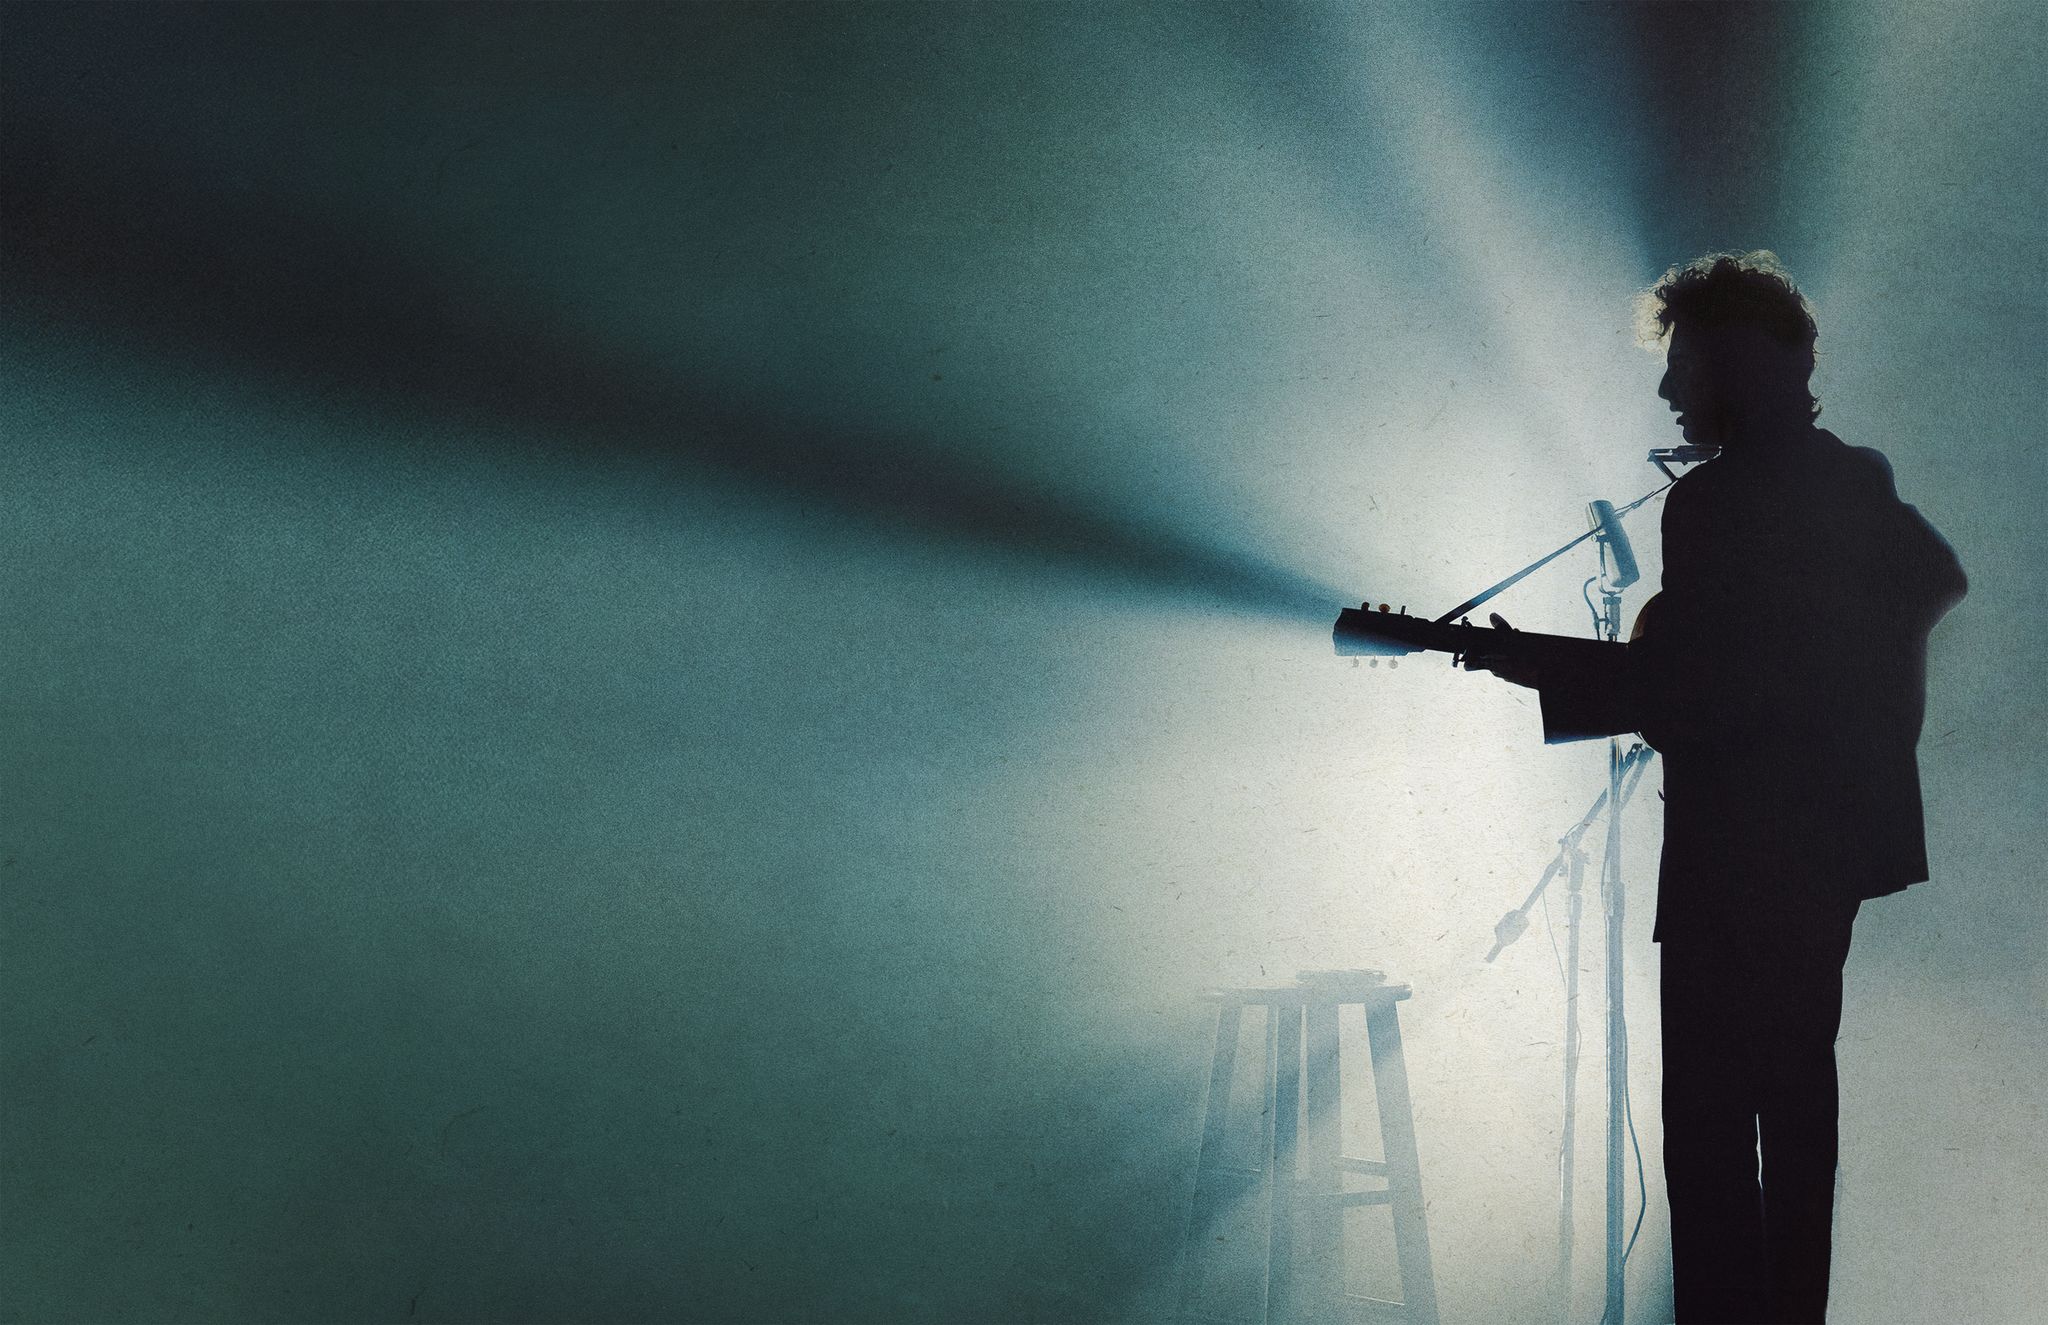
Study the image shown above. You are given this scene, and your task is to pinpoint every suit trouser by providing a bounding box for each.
[1659,897,1860,1325]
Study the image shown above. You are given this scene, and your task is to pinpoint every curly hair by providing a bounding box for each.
[1638,250,1820,418]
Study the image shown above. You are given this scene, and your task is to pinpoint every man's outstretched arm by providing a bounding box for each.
[1461,616,1642,743]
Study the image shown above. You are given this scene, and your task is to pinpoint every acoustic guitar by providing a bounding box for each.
[1332,595,1659,668]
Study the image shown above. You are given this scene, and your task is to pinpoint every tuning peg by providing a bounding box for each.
[1378,603,1390,613]
[1398,605,1406,614]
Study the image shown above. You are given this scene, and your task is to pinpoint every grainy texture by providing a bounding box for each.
[2,3,2040,1322]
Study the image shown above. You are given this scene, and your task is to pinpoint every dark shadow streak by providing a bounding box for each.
[1,97,1346,627]
[1602,0,1814,258]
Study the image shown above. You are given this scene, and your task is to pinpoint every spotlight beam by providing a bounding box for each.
[1,106,1344,625]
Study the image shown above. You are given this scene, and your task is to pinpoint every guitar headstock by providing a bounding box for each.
[1332,600,1425,657]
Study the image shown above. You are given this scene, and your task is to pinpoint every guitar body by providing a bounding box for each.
[1629,591,1660,644]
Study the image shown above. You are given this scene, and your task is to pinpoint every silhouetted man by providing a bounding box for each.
[1471,253,1966,1323]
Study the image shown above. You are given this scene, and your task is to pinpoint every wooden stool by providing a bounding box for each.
[1177,970,1439,1325]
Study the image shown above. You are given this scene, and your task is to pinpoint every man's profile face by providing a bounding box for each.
[1657,320,1807,447]
[1657,322,1726,447]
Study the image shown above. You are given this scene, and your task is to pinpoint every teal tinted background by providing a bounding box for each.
[4,4,2043,1322]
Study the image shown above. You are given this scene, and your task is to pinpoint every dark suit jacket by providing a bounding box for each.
[1537,428,1966,941]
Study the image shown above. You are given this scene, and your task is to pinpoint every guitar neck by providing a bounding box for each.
[1333,604,1625,666]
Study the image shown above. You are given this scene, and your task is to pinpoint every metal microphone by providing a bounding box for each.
[1586,499,1639,590]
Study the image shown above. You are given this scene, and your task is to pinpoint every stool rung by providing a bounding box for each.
[1337,1156,1390,1176]
[1337,1189,1394,1208]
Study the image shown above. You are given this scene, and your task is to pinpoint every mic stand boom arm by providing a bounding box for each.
[1484,743,1655,963]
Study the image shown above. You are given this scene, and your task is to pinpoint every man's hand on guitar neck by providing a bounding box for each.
[1461,613,1544,689]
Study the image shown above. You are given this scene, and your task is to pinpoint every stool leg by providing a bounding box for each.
[1178,1003,1244,1322]
[1301,1002,1345,1319]
[1366,1002,1439,1325]
[1268,1004,1303,1325]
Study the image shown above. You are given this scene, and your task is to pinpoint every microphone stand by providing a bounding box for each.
[1484,747,1654,1323]
[1449,476,1673,1324]
[1595,572,1629,1325]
